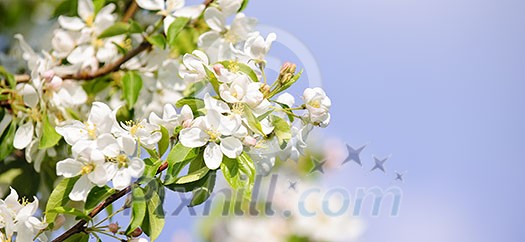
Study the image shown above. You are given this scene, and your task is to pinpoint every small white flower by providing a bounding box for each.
[302,87,331,127]
[179,109,243,169]
[56,101,115,146]
[135,0,205,34]
[178,50,209,83]
[56,145,114,201]
[219,73,264,107]
[243,32,276,61]
[0,188,47,242]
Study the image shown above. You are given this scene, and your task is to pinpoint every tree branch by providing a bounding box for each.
[52,162,169,242]
[60,41,151,81]
[122,1,139,23]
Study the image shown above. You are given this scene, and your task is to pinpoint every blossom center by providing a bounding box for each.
[125,121,144,136]
[81,163,95,175]
[206,129,221,141]
[309,100,321,108]
[85,122,97,139]
[86,15,95,27]
[116,154,129,168]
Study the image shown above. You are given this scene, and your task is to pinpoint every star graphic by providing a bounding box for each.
[310,157,327,174]
[370,155,389,173]
[342,144,366,166]
[394,171,405,182]
[288,180,298,190]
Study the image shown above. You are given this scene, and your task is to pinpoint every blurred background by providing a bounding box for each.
[1,0,524,241]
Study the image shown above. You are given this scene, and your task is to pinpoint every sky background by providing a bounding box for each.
[240,0,524,242]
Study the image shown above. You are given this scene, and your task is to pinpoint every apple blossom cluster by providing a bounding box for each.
[0,0,333,240]
[0,188,47,242]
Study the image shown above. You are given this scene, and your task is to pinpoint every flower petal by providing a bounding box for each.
[204,142,222,169]
[180,128,208,148]
[56,158,83,177]
[69,175,94,201]
[112,170,132,190]
[13,122,34,150]
[220,136,243,159]
[204,7,225,32]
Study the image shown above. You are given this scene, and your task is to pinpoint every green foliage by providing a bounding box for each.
[243,104,265,136]
[0,122,16,161]
[45,177,80,224]
[167,17,190,48]
[48,206,90,221]
[141,179,165,242]
[164,143,201,185]
[221,152,256,200]
[176,97,205,111]
[271,115,292,145]
[39,114,62,149]
[121,71,143,109]
[126,186,146,235]
[84,186,115,212]
[158,126,170,157]
[99,22,130,38]
[146,34,166,49]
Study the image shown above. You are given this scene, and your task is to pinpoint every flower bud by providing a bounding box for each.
[260,83,271,97]
[43,70,55,81]
[109,223,119,234]
[278,62,297,84]
[131,227,143,237]
[47,76,63,90]
[213,64,223,76]
[243,136,257,147]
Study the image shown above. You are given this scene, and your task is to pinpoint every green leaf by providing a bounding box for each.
[146,34,166,49]
[220,157,242,189]
[62,232,89,242]
[126,186,147,235]
[190,170,216,207]
[93,0,105,14]
[239,0,249,11]
[122,71,143,109]
[243,104,264,135]
[158,126,170,157]
[142,158,163,179]
[39,114,62,149]
[53,0,78,18]
[272,101,295,122]
[269,70,303,98]
[164,143,200,184]
[167,17,190,47]
[45,177,79,224]
[84,186,115,212]
[48,207,91,221]
[175,166,209,184]
[220,61,259,82]
[82,75,111,96]
[0,66,16,89]
[175,97,204,110]
[203,65,220,93]
[0,122,16,161]
[142,180,165,241]
[271,115,292,145]
[98,22,130,38]
[183,80,206,97]
[237,152,256,199]
[129,20,143,34]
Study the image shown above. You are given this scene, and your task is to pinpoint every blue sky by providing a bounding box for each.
[241,0,525,241]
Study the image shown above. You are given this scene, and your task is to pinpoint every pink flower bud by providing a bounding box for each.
[244,136,257,147]
[48,76,63,90]
[131,227,143,237]
[43,70,55,81]
[213,64,223,76]
[109,223,119,234]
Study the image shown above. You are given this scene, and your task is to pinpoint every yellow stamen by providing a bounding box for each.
[81,163,95,175]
